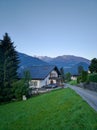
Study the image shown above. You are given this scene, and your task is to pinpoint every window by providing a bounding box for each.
[29,81,37,86]
[34,81,37,86]
[50,71,57,77]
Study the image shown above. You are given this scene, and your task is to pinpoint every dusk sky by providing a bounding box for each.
[0,0,97,60]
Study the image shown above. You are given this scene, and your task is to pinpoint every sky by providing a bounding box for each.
[0,0,97,60]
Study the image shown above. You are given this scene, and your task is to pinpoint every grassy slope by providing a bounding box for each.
[69,80,78,85]
[0,88,97,130]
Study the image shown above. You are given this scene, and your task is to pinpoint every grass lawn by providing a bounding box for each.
[0,88,97,130]
[69,80,78,85]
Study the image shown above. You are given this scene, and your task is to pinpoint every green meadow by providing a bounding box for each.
[0,88,97,130]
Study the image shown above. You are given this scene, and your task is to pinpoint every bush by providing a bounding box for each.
[77,76,81,83]
[77,71,88,83]
[88,73,97,83]
[81,71,88,82]
[12,80,29,100]
[65,72,71,82]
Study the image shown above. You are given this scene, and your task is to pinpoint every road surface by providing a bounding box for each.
[67,84,97,112]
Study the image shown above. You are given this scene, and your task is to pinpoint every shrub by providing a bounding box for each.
[65,72,71,82]
[77,71,88,83]
[77,76,81,83]
[12,80,29,100]
[88,73,97,83]
[81,71,88,82]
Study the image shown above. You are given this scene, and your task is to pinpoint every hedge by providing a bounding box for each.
[88,73,97,83]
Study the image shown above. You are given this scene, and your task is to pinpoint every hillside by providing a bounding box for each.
[0,88,97,130]
[38,55,90,67]
[64,62,90,75]
[18,52,48,71]
[37,55,90,74]
[18,53,90,75]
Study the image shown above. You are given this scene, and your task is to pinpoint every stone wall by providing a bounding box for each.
[78,82,97,92]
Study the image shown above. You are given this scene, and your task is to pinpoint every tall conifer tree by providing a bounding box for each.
[0,33,19,101]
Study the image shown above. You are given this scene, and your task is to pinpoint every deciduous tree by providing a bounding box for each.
[78,65,84,75]
[60,67,65,82]
[65,72,71,82]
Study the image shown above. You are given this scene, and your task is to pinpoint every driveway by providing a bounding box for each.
[67,84,97,112]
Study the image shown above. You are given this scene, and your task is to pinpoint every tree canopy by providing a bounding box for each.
[65,72,71,82]
[89,58,97,73]
[60,67,65,82]
[78,65,84,75]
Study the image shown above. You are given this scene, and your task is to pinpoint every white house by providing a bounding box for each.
[19,65,61,88]
[71,74,79,80]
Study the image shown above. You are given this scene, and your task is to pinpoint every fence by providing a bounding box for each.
[79,82,97,92]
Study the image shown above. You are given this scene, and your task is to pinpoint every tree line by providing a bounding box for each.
[60,58,97,84]
[77,59,97,83]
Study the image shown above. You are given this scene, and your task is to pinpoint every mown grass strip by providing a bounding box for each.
[0,88,97,130]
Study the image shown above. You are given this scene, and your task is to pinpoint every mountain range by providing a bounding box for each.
[18,52,48,71]
[18,52,90,75]
[36,55,90,74]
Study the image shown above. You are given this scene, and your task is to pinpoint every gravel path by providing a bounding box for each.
[67,84,97,112]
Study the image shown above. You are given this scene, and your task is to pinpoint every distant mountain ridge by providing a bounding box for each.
[36,55,90,66]
[18,52,48,71]
[63,62,90,75]
[36,55,90,75]
[18,53,90,75]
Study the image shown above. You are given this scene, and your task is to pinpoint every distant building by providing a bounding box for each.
[71,74,79,80]
[19,66,61,88]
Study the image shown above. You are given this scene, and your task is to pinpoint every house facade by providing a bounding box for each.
[29,69,59,88]
[19,65,61,88]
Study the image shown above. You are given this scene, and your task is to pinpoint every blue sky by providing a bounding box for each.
[0,0,97,59]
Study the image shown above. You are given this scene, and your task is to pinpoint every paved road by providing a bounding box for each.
[67,84,97,112]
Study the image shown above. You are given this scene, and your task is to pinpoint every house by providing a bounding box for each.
[71,74,78,80]
[19,65,61,88]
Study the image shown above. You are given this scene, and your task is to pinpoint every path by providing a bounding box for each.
[67,84,97,112]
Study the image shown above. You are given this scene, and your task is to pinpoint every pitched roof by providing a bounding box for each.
[19,65,60,80]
